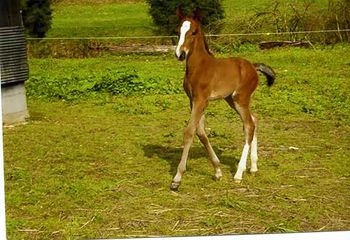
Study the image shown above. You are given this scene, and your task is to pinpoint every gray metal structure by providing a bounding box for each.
[0,0,29,124]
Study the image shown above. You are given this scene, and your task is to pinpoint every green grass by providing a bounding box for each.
[48,2,155,38]
[47,0,330,38]
[4,46,350,239]
[26,45,350,121]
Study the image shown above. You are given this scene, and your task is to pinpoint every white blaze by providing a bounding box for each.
[176,20,191,58]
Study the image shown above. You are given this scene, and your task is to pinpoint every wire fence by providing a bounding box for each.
[25,28,350,57]
[26,29,350,41]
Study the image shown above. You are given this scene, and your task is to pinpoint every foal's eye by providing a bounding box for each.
[191,31,196,36]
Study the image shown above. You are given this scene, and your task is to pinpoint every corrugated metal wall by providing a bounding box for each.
[0,0,28,86]
[0,26,28,86]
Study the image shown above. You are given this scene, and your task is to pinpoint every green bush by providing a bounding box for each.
[146,0,224,35]
[21,0,52,38]
[25,70,181,101]
[233,0,350,44]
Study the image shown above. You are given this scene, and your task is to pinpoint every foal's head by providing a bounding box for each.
[175,8,203,61]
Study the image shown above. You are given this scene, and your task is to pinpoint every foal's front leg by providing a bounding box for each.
[170,99,207,191]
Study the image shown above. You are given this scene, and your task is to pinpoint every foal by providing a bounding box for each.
[171,11,275,191]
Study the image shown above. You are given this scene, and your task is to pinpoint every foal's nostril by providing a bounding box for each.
[179,51,186,61]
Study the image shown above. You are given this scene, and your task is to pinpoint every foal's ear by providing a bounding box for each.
[193,7,202,21]
[176,6,185,20]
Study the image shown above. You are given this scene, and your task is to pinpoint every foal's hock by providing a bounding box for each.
[171,10,275,191]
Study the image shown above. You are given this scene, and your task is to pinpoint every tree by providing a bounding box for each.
[147,0,224,35]
[21,0,52,38]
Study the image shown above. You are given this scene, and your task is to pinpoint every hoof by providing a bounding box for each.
[250,170,258,176]
[214,168,222,181]
[170,181,180,191]
[234,178,242,184]
[214,174,222,181]
[213,172,222,181]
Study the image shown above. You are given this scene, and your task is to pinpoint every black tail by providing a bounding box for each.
[254,63,276,87]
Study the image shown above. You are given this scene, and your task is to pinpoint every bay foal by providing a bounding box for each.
[171,10,275,191]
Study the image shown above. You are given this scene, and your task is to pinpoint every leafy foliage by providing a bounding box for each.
[146,0,224,35]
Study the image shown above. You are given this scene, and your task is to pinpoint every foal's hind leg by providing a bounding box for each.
[250,115,258,174]
[197,115,222,180]
[225,94,256,182]
[233,102,255,182]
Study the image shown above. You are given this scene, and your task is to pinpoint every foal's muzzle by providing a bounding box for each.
[176,51,186,61]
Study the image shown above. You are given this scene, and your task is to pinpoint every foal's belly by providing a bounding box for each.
[208,88,234,100]
[208,73,238,100]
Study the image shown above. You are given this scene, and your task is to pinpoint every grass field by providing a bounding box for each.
[48,0,330,38]
[4,45,350,239]
[49,1,155,38]
[9,1,349,238]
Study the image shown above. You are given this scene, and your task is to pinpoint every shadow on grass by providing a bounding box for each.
[142,144,239,177]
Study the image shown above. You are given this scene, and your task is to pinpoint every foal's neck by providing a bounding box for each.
[187,31,212,68]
